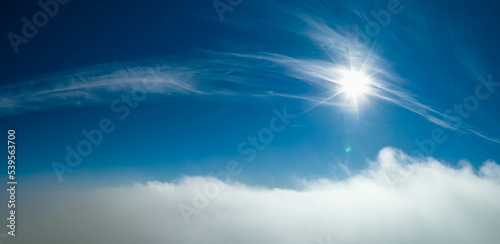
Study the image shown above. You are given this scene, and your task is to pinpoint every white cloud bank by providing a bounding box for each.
[16,147,500,243]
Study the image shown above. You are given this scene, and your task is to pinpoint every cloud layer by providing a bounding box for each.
[16,147,500,243]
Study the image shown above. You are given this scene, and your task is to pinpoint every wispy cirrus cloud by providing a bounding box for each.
[1,2,498,144]
[0,64,205,116]
[208,16,499,143]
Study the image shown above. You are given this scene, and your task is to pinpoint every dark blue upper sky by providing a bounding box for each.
[1,0,499,190]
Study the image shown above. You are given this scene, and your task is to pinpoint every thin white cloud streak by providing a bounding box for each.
[222,50,500,143]
[214,16,500,143]
[16,147,500,243]
[0,64,204,116]
[214,1,500,142]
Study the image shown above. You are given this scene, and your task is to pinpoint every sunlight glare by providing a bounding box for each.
[340,70,371,97]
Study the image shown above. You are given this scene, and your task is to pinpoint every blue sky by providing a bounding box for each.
[2,0,500,243]
[2,0,499,190]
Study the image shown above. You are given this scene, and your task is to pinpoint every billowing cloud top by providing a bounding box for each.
[17,148,500,243]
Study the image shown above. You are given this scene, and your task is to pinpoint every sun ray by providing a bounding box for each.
[300,90,344,115]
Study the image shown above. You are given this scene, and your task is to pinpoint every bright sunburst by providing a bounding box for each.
[339,70,371,97]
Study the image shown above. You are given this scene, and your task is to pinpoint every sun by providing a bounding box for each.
[339,70,371,97]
